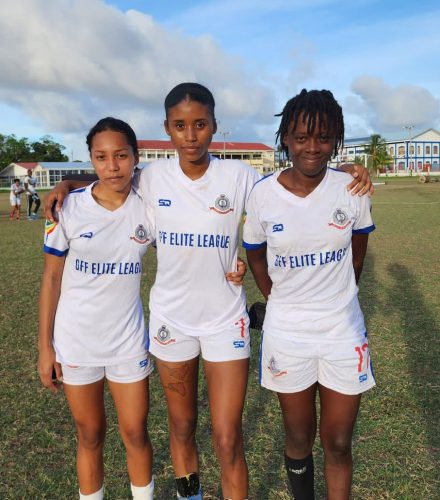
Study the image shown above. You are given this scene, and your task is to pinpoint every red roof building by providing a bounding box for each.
[137,140,275,174]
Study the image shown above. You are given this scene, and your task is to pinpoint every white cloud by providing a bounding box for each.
[1,0,439,158]
[350,76,440,132]
[0,0,276,157]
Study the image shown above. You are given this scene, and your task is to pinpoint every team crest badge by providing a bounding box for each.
[130,224,149,244]
[328,208,352,230]
[155,325,176,345]
[209,194,234,214]
[268,356,287,377]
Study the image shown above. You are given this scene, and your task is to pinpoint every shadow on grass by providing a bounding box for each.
[387,263,440,463]
[350,252,386,495]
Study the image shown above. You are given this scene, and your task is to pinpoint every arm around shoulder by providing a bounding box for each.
[43,180,89,222]
[339,163,374,197]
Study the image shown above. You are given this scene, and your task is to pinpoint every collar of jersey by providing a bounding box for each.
[84,181,137,215]
[271,167,329,206]
[173,154,216,187]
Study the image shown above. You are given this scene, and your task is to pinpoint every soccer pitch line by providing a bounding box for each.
[374,201,440,205]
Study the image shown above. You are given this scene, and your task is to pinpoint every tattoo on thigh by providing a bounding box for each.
[162,363,190,397]
[164,363,189,381]
[166,382,186,396]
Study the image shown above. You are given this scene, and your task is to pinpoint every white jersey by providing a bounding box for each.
[137,156,260,336]
[10,183,22,196]
[243,168,375,342]
[24,175,37,194]
[43,183,154,366]
[10,183,23,204]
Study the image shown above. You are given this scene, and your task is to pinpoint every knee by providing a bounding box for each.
[212,427,243,463]
[119,424,148,450]
[76,423,106,451]
[285,429,315,457]
[322,434,352,461]
[169,415,197,443]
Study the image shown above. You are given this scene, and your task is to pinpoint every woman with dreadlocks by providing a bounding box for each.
[243,89,376,500]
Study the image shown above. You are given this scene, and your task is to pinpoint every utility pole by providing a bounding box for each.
[403,125,414,174]
[219,131,230,159]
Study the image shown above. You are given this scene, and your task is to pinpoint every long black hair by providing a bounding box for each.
[275,89,344,157]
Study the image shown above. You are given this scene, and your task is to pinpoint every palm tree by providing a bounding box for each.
[275,144,288,171]
[363,134,392,176]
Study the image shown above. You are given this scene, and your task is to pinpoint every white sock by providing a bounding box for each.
[79,485,104,499]
[131,478,154,499]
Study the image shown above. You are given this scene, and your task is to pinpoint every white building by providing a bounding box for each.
[0,162,96,189]
[332,128,440,174]
[0,141,276,189]
[23,130,440,188]
[137,140,275,175]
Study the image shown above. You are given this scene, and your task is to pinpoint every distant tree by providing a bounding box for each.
[30,135,68,162]
[0,133,68,170]
[0,134,33,168]
[363,134,392,175]
[354,155,365,166]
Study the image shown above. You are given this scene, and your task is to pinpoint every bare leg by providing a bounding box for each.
[319,385,361,500]
[155,357,200,475]
[108,378,153,486]
[204,358,249,499]
[278,385,318,500]
[64,380,106,495]
[277,384,318,459]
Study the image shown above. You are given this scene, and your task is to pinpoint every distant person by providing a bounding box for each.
[9,178,24,220]
[39,118,156,500]
[244,89,376,499]
[24,168,41,219]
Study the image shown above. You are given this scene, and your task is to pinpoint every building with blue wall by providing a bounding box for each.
[331,128,440,174]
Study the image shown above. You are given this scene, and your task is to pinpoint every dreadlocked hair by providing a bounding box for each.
[275,89,344,158]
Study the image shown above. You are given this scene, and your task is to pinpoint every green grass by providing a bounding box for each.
[374,175,440,186]
[0,182,439,499]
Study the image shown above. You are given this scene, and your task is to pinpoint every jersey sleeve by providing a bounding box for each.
[242,186,267,249]
[243,165,262,209]
[43,214,69,257]
[352,196,375,234]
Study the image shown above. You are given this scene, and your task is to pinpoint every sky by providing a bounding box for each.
[0,0,439,161]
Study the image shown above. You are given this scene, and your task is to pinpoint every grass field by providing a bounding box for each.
[0,178,439,499]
